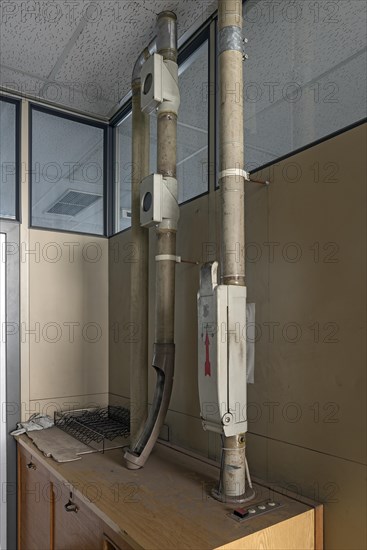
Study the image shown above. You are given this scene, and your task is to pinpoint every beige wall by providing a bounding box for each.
[109,123,366,550]
[23,230,109,417]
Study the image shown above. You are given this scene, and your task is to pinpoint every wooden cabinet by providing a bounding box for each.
[52,481,102,550]
[18,446,52,550]
[18,446,131,550]
[18,437,322,550]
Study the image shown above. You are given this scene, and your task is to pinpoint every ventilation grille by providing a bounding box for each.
[47,190,102,216]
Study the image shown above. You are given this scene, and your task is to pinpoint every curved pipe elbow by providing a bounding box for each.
[132,39,156,83]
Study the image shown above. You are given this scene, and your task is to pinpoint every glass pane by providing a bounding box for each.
[115,40,209,233]
[243,0,367,171]
[31,109,104,235]
[0,100,17,219]
[115,111,133,232]
[178,41,209,203]
[151,41,209,203]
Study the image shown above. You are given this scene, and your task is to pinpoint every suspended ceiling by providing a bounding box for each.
[0,0,216,119]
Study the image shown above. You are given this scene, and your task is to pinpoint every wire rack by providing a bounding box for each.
[54,406,130,453]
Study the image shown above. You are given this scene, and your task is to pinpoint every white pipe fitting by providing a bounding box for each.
[158,59,180,115]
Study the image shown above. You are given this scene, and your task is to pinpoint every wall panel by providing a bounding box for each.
[25,230,109,411]
[109,124,366,549]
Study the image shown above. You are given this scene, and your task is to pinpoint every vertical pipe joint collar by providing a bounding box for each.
[218,26,243,54]
[159,176,180,230]
[157,59,180,115]
[156,11,178,59]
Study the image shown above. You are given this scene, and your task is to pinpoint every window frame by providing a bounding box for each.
[0,96,21,222]
[110,102,132,236]
[110,22,212,237]
[29,103,109,237]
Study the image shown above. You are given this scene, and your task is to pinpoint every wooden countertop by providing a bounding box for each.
[17,435,318,550]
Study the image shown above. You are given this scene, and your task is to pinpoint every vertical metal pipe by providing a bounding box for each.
[124,11,179,470]
[155,10,179,347]
[130,77,150,447]
[218,0,248,498]
[219,0,245,286]
[155,111,178,344]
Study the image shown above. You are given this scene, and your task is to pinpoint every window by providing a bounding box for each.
[114,36,210,234]
[0,98,19,220]
[243,0,367,171]
[114,109,133,233]
[30,106,106,235]
[151,39,210,203]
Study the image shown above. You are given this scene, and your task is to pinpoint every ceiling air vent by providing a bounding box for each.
[47,190,102,216]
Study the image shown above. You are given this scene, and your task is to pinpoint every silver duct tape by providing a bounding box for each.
[218,26,243,54]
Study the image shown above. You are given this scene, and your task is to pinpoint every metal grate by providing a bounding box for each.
[54,406,130,453]
[47,190,102,216]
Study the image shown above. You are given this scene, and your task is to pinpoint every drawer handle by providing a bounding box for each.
[26,462,36,470]
[64,500,79,513]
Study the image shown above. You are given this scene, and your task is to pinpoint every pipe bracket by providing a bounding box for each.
[219,169,249,181]
[155,254,181,263]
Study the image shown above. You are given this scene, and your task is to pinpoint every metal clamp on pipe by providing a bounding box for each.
[140,174,179,229]
[155,254,181,263]
[141,53,180,115]
[218,168,250,182]
[219,169,270,186]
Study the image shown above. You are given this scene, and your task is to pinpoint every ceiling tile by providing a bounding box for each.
[53,0,215,110]
[0,64,114,117]
[0,0,86,78]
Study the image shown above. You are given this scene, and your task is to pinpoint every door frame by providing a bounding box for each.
[0,220,20,550]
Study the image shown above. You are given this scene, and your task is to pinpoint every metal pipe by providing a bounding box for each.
[219,0,245,287]
[129,77,150,447]
[156,11,178,62]
[218,0,249,499]
[128,14,175,449]
[125,11,179,470]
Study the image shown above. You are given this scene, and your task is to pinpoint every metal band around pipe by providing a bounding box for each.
[219,168,249,181]
[155,255,181,262]
[218,26,243,54]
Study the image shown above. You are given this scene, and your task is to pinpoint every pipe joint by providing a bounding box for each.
[132,41,156,82]
[140,174,179,230]
[156,11,178,60]
[218,26,243,54]
[159,176,179,230]
[219,168,249,182]
[157,59,180,116]
[140,55,180,115]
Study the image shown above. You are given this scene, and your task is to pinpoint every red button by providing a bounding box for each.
[233,507,249,519]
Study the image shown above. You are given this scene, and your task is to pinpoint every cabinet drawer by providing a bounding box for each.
[102,524,135,550]
[18,446,52,550]
[53,481,102,550]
